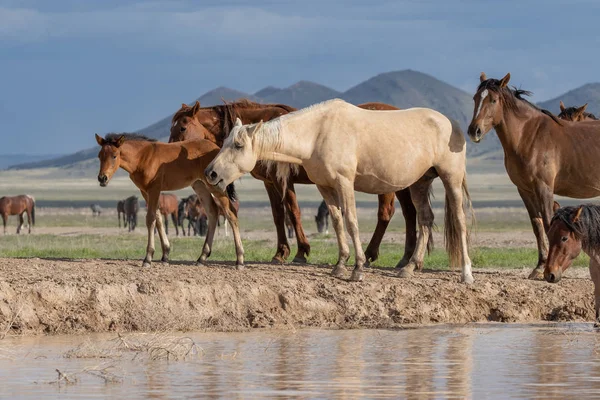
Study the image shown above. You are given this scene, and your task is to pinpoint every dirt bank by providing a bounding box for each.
[0,258,594,336]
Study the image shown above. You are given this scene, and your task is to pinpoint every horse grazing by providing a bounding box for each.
[117,200,126,228]
[544,203,600,324]
[205,99,473,283]
[315,200,330,234]
[468,72,600,280]
[96,133,242,268]
[158,193,180,236]
[124,195,139,231]
[90,204,102,217]
[558,101,598,122]
[170,100,423,270]
[0,195,35,234]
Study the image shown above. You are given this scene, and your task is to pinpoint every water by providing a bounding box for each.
[2,324,600,399]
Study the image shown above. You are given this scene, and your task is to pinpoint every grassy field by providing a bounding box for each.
[0,233,590,270]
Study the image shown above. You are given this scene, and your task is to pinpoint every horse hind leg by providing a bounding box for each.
[155,211,170,263]
[17,213,24,234]
[284,183,311,263]
[398,177,435,278]
[365,193,395,266]
[317,185,351,279]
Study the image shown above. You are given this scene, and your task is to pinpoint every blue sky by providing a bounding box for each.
[1,0,600,154]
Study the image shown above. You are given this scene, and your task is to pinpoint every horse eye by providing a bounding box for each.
[180,126,187,132]
[491,99,497,104]
[561,236,568,242]
[234,142,243,149]
[113,155,117,160]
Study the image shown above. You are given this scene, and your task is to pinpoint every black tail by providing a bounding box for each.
[31,200,35,226]
[226,183,237,202]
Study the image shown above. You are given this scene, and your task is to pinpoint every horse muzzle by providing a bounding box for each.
[98,174,109,187]
[467,124,483,143]
[544,269,562,283]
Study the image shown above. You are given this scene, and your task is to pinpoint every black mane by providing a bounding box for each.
[552,204,600,249]
[104,133,156,144]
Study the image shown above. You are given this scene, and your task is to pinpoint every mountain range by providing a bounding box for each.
[9,70,600,170]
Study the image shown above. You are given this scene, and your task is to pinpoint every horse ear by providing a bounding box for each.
[251,120,264,136]
[95,133,105,146]
[116,135,126,148]
[480,72,487,83]
[234,118,243,128]
[575,103,588,119]
[499,73,511,88]
[191,101,200,115]
[573,206,584,223]
[181,103,188,109]
[559,101,566,112]
[553,201,561,213]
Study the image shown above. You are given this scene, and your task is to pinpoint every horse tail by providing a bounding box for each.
[426,185,435,254]
[444,174,472,269]
[30,197,36,226]
[226,183,237,202]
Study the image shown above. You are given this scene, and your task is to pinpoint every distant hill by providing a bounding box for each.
[0,154,62,170]
[538,83,600,116]
[260,81,341,109]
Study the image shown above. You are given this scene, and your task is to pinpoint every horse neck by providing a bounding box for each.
[195,110,223,144]
[118,141,150,174]
[494,101,540,153]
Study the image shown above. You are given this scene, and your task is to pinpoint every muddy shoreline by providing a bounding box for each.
[0,258,594,336]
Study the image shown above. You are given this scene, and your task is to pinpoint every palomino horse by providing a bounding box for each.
[117,199,126,228]
[205,99,473,283]
[468,72,600,279]
[544,203,600,324]
[315,200,330,234]
[558,101,597,121]
[95,133,243,267]
[124,195,139,232]
[158,193,180,236]
[170,100,423,269]
[0,195,35,234]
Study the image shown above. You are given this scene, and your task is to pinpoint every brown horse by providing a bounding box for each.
[158,193,180,236]
[558,101,597,121]
[0,195,35,234]
[117,199,126,228]
[468,72,600,279]
[170,100,422,269]
[183,195,208,236]
[544,203,600,324]
[124,195,139,232]
[96,133,243,268]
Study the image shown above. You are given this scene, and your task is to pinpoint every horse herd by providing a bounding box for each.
[81,72,600,323]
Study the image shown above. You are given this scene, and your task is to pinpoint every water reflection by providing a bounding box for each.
[1,325,600,399]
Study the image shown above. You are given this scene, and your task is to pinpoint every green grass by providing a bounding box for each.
[0,234,590,269]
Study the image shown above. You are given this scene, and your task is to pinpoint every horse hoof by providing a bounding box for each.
[397,267,414,278]
[349,270,364,282]
[462,274,474,285]
[528,268,544,280]
[292,255,307,264]
[395,258,410,270]
[594,320,600,329]
[331,266,346,278]
[271,255,286,264]
[160,256,169,263]
[142,261,152,268]
[236,264,245,271]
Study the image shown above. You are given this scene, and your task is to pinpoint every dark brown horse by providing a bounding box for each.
[158,193,180,236]
[558,101,597,121]
[124,195,139,232]
[170,100,422,269]
[117,199,126,228]
[544,203,600,324]
[96,133,242,267]
[0,195,35,234]
[468,72,600,279]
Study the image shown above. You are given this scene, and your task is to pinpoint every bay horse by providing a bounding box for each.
[95,133,243,268]
[558,101,597,122]
[544,203,600,325]
[158,193,180,236]
[0,195,35,234]
[468,72,600,280]
[179,194,209,236]
[315,200,330,234]
[124,195,139,232]
[170,100,423,270]
[205,99,473,283]
[117,199,126,228]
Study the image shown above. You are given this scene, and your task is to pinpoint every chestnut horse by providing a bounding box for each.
[95,133,243,268]
[468,73,600,279]
[170,100,422,269]
[206,99,472,283]
[0,194,35,234]
[158,193,180,236]
[544,203,600,325]
[558,101,597,121]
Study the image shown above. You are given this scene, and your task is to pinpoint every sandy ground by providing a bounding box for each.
[0,258,593,336]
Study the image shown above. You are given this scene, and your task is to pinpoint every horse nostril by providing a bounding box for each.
[549,273,556,283]
[210,170,217,180]
[476,127,481,136]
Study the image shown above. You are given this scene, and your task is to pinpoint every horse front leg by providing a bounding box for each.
[518,188,549,280]
[193,181,219,265]
[365,193,395,266]
[1,214,6,235]
[283,183,311,263]
[264,182,291,263]
[142,192,159,268]
[155,210,170,263]
[317,185,350,278]
[211,191,244,269]
[336,179,367,282]
[397,189,418,269]
[398,178,434,278]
